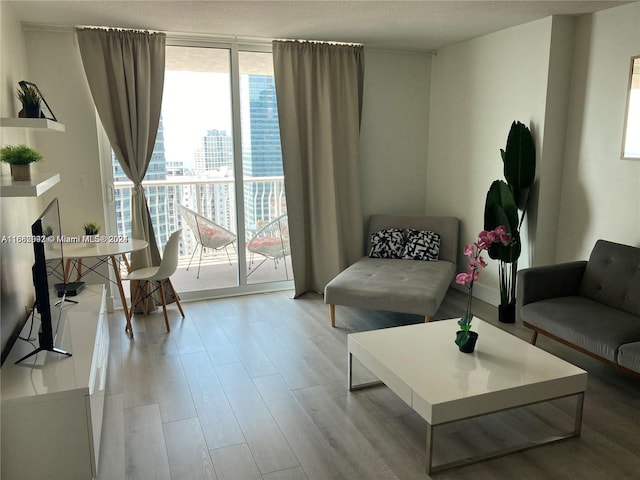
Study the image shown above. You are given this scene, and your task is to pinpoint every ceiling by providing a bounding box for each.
[5,1,633,51]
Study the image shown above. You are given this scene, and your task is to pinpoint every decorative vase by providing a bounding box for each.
[10,164,31,181]
[456,331,479,353]
[499,302,516,324]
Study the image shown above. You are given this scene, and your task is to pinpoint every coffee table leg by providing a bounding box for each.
[574,392,585,436]
[424,391,586,474]
[347,351,384,391]
[425,423,435,475]
[348,352,353,391]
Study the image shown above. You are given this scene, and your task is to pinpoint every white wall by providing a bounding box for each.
[23,28,107,238]
[19,27,112,300]
[556,2,640,260]
[0,3,42,359]
[426,18,554,303]
[360,50,431,221]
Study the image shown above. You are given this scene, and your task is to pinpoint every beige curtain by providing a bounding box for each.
[273,40,365,296]
[76,28,165,271]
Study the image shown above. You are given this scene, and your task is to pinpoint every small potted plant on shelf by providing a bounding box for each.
[17,83,42,118]
[82,222,101,246]
[0,144,43,181]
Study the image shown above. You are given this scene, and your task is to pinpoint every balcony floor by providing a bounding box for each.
[172,251,293,293]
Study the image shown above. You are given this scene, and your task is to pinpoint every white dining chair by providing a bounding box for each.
[125,230,185,336]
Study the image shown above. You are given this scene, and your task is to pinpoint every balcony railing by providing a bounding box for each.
[114,175,286,238]
[113,175,289,289]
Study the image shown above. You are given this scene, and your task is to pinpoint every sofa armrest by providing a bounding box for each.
[516,261,588,322]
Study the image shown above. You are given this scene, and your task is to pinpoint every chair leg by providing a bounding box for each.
[425,315,432,323]
[330,304,336,328]
[530,331,538,345]
[127,281,141,337]
[283,255,290,280]
[224,245,233,265]
[197,244,204,279]
[186,245,198,271]
[167,279,185,318]
[142,281,150,317]
[158,280,170,332]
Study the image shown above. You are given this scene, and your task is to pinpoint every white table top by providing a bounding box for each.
[59,238,148,259]
[348,319,588,424]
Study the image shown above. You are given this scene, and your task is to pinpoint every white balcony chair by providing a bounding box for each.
[177,204,237,279]
[247,213,290,278]
[125,230,185,336]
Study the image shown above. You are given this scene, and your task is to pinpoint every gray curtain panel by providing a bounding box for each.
[272,40,365,296]
[76,28,165,271]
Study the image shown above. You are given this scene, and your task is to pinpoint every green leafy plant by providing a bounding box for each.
[0,144,44,165]
[43,225,53,236]
[82,222,101,235]
[484,121,536,311]
[16,84,41,108]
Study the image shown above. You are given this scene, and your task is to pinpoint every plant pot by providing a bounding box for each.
[83,235,98,247]
[10,164,31,181]
[21,103,41,119]
[499,302,516,324]
[456,330,478,353]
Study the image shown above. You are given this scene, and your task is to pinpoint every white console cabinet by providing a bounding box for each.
[1,285,108,480]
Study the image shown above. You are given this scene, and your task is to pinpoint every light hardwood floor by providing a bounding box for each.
[98,288,640,479]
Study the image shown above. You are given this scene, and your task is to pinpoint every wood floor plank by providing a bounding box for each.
[121,332,159,409]
[248,321,320,390]
[253,373,365,480]
[124,404,171,480]
[332,392,427,480]
[262,466,309,480]
[149,345,197,423]
[209,443,261,480]
[97,393,125,480]
[191,313,240,365]
[293,384,400,479]
[218,316,278,378]
[180,351,246,450]
[214,362,299,474]
[163,417,217,480]
[170,309,207,355]
[271,325,346,398]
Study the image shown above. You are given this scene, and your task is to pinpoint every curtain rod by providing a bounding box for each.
[21,22,435,56]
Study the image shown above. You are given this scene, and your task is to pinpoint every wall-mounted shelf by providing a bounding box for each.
[0,117,65,132]
[0,172,60,197]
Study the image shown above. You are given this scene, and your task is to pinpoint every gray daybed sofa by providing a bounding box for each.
[324,214,459,327]
[517,239,640,375]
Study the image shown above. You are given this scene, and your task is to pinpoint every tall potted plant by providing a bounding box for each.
[484,121,536,323]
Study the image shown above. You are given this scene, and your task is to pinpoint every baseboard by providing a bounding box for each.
[451,281,499,307]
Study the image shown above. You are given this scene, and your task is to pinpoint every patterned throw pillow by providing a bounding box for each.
[403,229,440,261]
[369,228,406,259]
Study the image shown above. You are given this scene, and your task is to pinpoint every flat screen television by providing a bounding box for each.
[14,198,74,364]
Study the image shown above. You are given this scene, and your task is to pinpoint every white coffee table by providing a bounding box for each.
[347,318,588,474]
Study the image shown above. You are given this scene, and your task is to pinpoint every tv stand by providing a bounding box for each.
[1,285,108,480]
[14,299,75,364]
[13,345,72,365]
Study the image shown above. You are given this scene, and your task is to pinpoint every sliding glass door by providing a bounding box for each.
[108,42,290,300]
